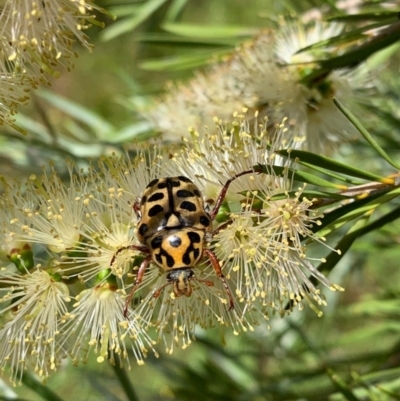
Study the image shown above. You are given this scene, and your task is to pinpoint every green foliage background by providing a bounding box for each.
[1,0,400,400]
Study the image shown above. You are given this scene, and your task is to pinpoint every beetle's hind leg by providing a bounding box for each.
[123,254,152,318]
[203,248,234,311]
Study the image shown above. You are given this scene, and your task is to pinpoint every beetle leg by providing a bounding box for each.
[110,244,149,267]
[203,248,234,311]
[193,277,214,287]
[209,169,256,220]
[210,219,233,236]
[152,281,171,299]
[133,198,141,218]
[123,255,152,318]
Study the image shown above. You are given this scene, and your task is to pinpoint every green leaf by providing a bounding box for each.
[326,369,361,401]
[357,204,400,238]
[255,164,347,189]
[298,19,396,53]
[135,32,237,46]
[269,190,348,202]
[139,48,231,71]
[301,21,400,85]
[316,187,400,238]
[164,0,190,21]
[36,90,115,138]
[316,213,371,277]
[162,22,257,38]
[101,0,169,41]
[22,372,65,401]
[333,97,400,170]
[109,121,154,142]
[277,149,393,183]
[328,11,399,22]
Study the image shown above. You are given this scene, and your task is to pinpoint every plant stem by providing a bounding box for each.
[22,372,65,401]
[111,363,141,401]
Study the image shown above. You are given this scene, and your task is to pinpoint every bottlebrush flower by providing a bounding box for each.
[142,20,370,154]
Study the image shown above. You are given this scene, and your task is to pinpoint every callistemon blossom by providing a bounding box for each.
[0,75,31,127]
[0,116,345,378]
[0,0,103,126]
[142,63,255,142]
[61,281,157,367]
[142,21,368,154]
[169,114,343,317]
[133,262,258,354]
[0,149,175,377]
[0,268,70,384]
[260,21,365,154]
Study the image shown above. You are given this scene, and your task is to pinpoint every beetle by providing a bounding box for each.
[111,169,255,317]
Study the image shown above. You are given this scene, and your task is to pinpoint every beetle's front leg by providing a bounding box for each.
[123,254,152,318]
[110,244,149,267]
[203,248,234,311]
[209,169,256,220]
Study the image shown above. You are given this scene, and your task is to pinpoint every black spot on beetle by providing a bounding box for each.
[140,195,147,205]
[193,189,201,197]
[182,252,191,265]
[148,204,164,217]
[146,179,159,188]
[166,254,175,268]
[151,236,163,249]
[157,181,168,189]
[199,215,210,227]
[169,236,182,248]
[177,176,192,183]
[180,201,196,212]
[171,180,181,187]
[177,189,194,198]
[138,223,148,237]
[188,231,201,243]
[193,248,200,259]
[148,192,164,202]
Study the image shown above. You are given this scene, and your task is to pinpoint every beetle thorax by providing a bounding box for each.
[136,176,211,243]
[147,227,205,271]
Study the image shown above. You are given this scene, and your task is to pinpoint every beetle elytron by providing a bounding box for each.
[111,170,255,317]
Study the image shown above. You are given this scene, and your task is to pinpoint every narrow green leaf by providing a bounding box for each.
[301,21,400,85]
[162,22,257,38]
[36,90,115,136]
[139,48,231,71]
[101,0,169,41]
[255,164,347,189]
[277,149,394,183]
[334,97,400,170]
[321,21,400,69]
[22,372,65,401]
[356,204,400,238]
[376,385,400,400]
[328,11,399,22]
[326,368,361,401]
[269,190,348,202]
[301,163,364,185]
[316,187,400,238]
[317,213,370,277]
[362,367,400,384]
[298,19,396,53]
[135,32,237,46]
[164,0,190,21]
[111,365,141,401]
[362,103,400,131]
[313,187,395,234]
[109,121,154,142]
